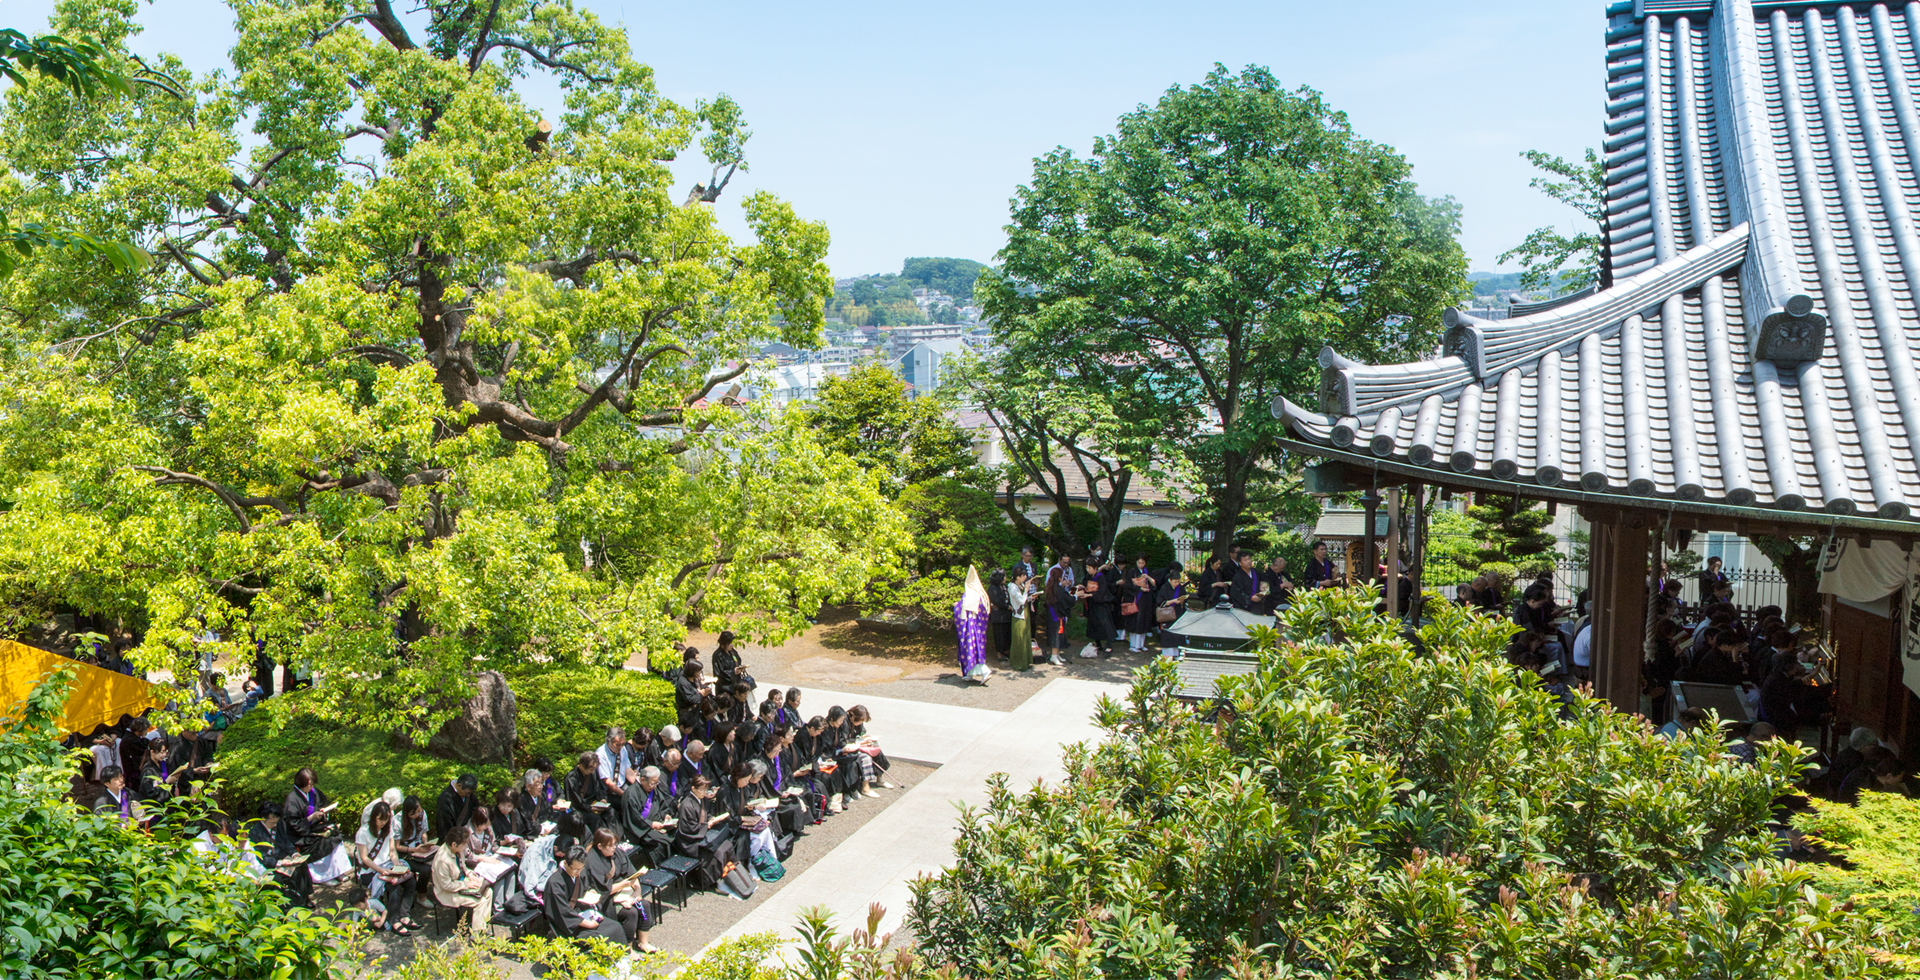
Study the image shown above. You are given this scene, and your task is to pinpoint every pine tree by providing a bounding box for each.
[1465,493,1558,570]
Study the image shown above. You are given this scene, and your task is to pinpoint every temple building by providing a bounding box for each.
[1275,0,1920,753]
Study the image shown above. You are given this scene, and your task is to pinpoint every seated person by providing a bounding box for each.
[464,806,499,865]
[514,767,554,835]
[674,775,736,887]
[395,795,437,878]
[619,766,676,867]
[756,726,818,835]
[562,750,606,839]
[494,787,536,842]
[92,766,138,821]
[657,748,687,801]
[582,828,655,953]
[281,767,340,857]
[139,738,188,805]
[353,800,420,935]
[544,844,637,948]
[246,802,315,907]
[430,827,494,928]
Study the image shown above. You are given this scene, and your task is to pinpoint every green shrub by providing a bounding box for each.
[217,709,514,823]
[1,670,342,978]
[512,668,675,766]
[1795,792,1920,967]
[908,588,1884,979]
[1112,525,1175,569]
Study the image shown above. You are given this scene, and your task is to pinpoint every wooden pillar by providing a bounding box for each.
[1589,519,1650,713]
[1360,492,1382,589]
[1386,489,1402,617]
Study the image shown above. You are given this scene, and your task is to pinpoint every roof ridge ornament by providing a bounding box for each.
[1441,308,1487,380]
[1753,293,1826,365]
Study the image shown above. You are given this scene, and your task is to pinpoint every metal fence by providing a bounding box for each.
[1542,560,1788,617]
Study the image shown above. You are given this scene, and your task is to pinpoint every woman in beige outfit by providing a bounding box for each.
[431,826,493,931]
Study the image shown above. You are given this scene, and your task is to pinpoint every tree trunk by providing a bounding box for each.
[1211,449,1251,566]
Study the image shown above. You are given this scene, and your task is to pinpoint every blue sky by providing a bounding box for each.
[6,0,1601,277]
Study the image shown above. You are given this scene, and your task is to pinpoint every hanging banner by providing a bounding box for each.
[1905,549,1920,700]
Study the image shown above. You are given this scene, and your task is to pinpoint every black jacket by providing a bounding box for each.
[544,868,593,934]
[282,785,333,842]
[435,784,473,844]
[1229,570,1262,610]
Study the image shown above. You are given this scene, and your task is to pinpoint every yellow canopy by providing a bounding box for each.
[0,640,165,734]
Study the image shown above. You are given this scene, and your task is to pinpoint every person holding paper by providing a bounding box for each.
[281,768,340,858]
[353,800,420,934]
[245,802,314,908]
[544,845,635,948]
[674,775,735,886]
[513,768,553,836]
[430,826,494,929]
[139,739,186,806]
[619,766,675,868]
[584,828,655,952]
[395,795,437,879]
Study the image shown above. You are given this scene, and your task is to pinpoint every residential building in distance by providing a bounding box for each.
[893,338,965,397]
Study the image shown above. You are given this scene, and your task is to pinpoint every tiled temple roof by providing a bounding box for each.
[1278,0,1920,523]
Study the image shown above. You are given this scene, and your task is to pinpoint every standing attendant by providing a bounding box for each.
[436,774,477,844]
[1154,562,1186,649]
[1043,563,1074,666]
[1011,546,1039,584]
[987,569,1013,663]
[712,630,748,691]
[1125,557,1158,653]
[1007,568,1036,671]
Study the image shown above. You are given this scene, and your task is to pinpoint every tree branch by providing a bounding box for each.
[130,466,291,533]
[474,39,612,84]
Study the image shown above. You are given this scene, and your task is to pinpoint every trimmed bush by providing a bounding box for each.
[1112,525,1175,570]
[217,709,514,824]
[1794,791,1920,965]
[513,668,676,765]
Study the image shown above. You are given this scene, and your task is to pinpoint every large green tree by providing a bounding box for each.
[0,0,905,732]
[804,363,977,493]
[978,66,1467,567]
[909,589,1884,978]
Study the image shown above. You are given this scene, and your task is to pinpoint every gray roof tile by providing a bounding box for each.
[1277,1,1920,524]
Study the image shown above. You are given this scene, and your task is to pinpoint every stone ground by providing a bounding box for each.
[321,605,1139,974]
[640,603,1160,712]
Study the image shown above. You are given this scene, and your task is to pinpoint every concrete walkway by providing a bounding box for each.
[710,677,1125,949]
[754,684,1009,766]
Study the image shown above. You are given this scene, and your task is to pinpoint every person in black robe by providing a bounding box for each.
[1042,565,1075,666]
[281,768,340,858]
[559,750,603,846]
[1081,556,1117,657]
[1124,558,1158,653]
[166,724,213,797]
[435,774,477,844]
[544,845,634,947]
[581,828,652,950]
[511,771,550,839]
[712,630,749,691]
[1303,540,1338,590]
[987,569,1012,662]
[491,788,535,842]
[1197,556,1230,606]
[246,802,314,907]
[139,738,185,806]
[791,716,846,811]
[618,767,676,868]
[1228,556,1264,611]
[708,722,739,780]
[1154,563,1186,647]
[742,702,776,758]
[672,661,706,729]
[674,776,736,887]
[755,727,815,835]
[1259,557,1295,614]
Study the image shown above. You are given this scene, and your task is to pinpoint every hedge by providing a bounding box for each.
[511,668,676,766]
[216,668,673,822]
[1112,525,1175,569]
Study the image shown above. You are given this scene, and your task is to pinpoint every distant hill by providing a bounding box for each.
[829,258,987,327]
